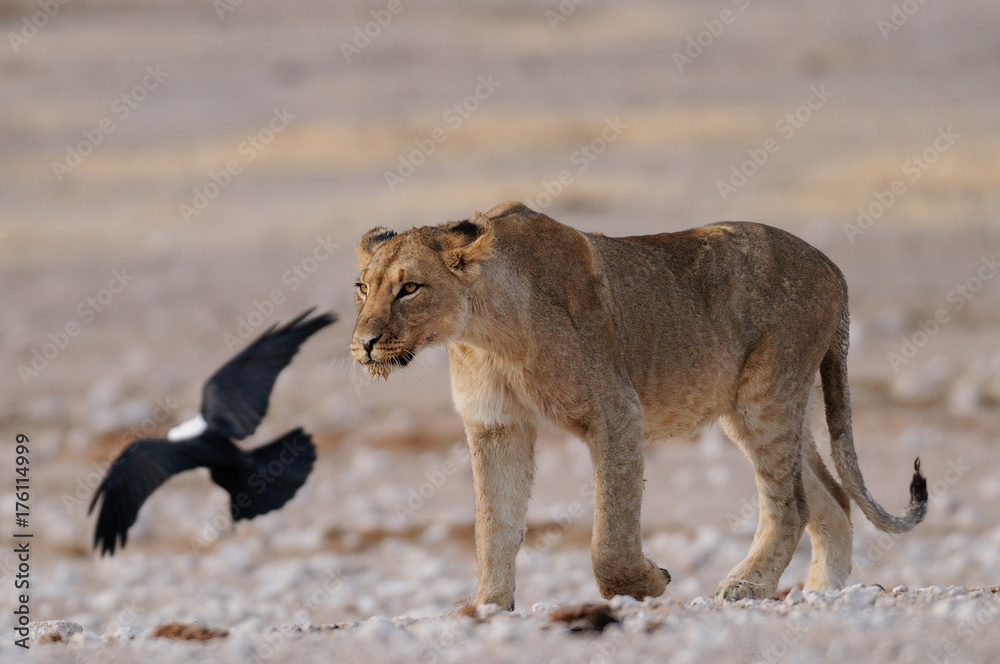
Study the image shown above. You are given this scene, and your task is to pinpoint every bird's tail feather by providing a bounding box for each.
[210,428,317,521]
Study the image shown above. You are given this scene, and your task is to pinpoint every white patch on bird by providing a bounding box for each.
[167,414,207,441]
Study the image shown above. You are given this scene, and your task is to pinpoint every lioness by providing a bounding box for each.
[351,202,927,608]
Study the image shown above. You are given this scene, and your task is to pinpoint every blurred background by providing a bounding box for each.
[2,0,999,636]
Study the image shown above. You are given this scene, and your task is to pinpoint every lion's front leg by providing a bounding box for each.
[587,405,671,601]
[466,419,537,610]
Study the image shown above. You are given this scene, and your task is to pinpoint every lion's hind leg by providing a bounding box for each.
[718,409,809,600]
[802,427,853,591]
[716,342,813,601]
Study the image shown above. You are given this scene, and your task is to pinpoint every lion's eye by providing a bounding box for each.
[356,283,368,296]
[399,282,421,297]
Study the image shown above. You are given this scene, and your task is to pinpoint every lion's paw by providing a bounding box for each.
[596,558,671,601]
[716,576,774,601]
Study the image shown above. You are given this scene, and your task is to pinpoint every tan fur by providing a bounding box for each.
[352,202,927,608]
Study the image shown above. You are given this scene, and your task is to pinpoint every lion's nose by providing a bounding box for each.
[357,333,382,358]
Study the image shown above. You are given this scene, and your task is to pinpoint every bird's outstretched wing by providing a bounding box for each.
[201,309,336,440]
[88,438,219,556]
[209,428,317,521]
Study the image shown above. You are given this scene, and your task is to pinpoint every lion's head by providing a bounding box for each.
[351,212,494,378]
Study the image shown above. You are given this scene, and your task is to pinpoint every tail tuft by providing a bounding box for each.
[909,457,928,511]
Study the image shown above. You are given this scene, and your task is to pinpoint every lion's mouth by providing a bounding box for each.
[392,351,414,368]
[361,350,414,379]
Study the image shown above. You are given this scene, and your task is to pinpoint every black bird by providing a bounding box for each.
[89,308,336,556]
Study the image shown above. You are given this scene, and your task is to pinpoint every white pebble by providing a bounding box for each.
[610,594,639,610]
[29,620,83,641]
[842,586,881,607]
[803,590,829,606]
[476,603,502,620]
[784,587,805,605]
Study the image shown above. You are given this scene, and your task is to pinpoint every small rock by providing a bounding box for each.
[892,584,909,596]
[475,603,502,621]
[29,620,83,643]
[803,589,829,606]
[842,586,881,607]
[784,587,805,605]
[609,594,640,610]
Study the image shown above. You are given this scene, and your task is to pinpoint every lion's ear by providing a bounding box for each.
[440,212,493,277]
[356,227,398,269]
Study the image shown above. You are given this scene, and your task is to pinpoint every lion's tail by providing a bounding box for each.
[820,308,928,534]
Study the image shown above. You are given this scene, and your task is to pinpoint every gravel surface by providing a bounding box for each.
[10,587,1000,664]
